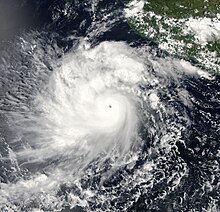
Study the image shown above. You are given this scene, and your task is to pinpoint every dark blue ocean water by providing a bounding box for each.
[0,1,219,211]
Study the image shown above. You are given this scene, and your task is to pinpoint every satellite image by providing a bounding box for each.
[0,1,219,211]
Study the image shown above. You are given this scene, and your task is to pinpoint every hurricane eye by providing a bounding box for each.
[109,105,112,108]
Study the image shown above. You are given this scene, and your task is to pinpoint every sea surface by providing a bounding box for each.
[0,1,219,211]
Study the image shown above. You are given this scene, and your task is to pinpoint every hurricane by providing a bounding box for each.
[0,1,219,212]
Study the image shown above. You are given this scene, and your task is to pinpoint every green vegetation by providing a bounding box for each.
[127,0,220,74]
[144,0,220,18]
